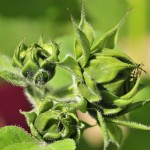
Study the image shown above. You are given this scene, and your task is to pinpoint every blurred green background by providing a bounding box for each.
[0,0,150,149]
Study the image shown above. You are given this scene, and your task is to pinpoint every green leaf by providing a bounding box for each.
[84,55,135,83]
[43,139,76,150]
[102,75,127,96]
[57,55,82,81]
[79,2,95,46]
[98,48,135,65]
[101,90,133,108]
[107,118,150,130]
[0,127,76,150]
[119,84,150,115]
[102,107,123,116]
[120,99,150,116]
[83,72,101,100]
[21,111,37,126]
[49,85,87,112]
[0,126,36,150]
[12,39,27,69]
[50,85,76,101]
[37,98,53,114]
[0,54,27,87]
[106,122,123,148]
[69,97,87,113]
[34,111,57,133]
[121,77,140,100]
[96,110,110,150]
[21,111,44,141]
[70,13,90,67]
[91,10,131,52]
[78,82,100,102]
[30,124,44,141]
[100,77,140,108]
[3,143,39,150]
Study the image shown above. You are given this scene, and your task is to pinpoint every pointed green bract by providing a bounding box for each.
[12,39,27,69]
[121,77,140,99]
[78,82,100,102]
[70,13,90,67]
[83,72,101,98]
[79,2,95,46]
[91,10,131,52]
[107,118,150,130]
[96,110,110,150]
[102,75,127,96]
[106,123,123,148]
[37,98,53,114]
[102,107,123,116]
[58,55,82,80]
[84,55,135,83]
[119,85,150,115]
[21,111,37,126]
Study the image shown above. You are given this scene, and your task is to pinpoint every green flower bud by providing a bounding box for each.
[63,10,143,118]
[76,48,141,116]
[84,49,136,84]
[22,99,84,142]
[12,38,59,85]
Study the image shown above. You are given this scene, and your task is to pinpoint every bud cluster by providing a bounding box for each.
[12,39,59,85]
[0,4,149,150]
[22,99,85,142]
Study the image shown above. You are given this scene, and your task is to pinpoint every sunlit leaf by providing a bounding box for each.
[43,139,76,150]
[0,126,36,150]
[106,122,123,148]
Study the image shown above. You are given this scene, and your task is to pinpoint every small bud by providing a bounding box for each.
[22,101,84,142]
[12,38,60,85]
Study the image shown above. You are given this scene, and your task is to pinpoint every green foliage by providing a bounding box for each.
[91,9,131,52]
[0,54,27,86]
[0,126,37,150]
[0,126,76,150]
[43,139,76,150]
[0,3,150,150]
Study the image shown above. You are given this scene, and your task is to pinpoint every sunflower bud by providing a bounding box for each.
[80,48,141,115]
[84,49,136,84]
[22,99,84,142]
[12,39,59,85]
[69,10,141,115]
